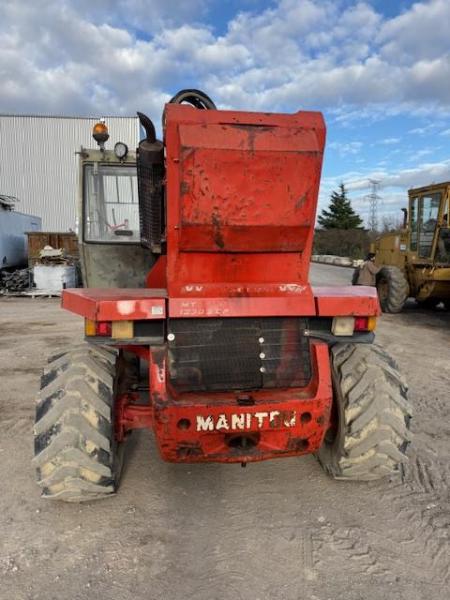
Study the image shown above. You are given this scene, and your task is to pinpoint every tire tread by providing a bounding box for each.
[318,343,412,481]
[33,344,118,502]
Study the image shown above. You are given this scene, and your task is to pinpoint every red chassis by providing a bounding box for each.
[63,104,380,465]
[62,286,379,463]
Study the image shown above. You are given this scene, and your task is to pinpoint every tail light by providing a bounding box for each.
[332,316,377,336]
[354,316,377,332]
[85,319,112,337]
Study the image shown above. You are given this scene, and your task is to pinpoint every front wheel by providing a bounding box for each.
[376,266,409,313]
[317,343,412,481]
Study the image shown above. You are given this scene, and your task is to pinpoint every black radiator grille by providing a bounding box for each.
[168,318,312,393]
[137,162,165,252]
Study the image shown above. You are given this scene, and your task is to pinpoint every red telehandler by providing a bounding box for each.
[33,90,411,501]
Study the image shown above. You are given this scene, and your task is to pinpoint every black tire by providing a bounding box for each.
[317,343,412,481]
[376,266,409,313]
[33,344,123,502]
[351,267,360,286]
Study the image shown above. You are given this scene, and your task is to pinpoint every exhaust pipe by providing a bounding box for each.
[137,112,156,143]
[401,208,408,229]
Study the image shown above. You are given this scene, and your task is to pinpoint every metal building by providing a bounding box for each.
[0,115,140,231]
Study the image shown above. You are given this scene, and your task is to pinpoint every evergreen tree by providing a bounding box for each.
[318,183,364,229]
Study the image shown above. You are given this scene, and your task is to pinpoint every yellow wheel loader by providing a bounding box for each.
[372,182,450,312]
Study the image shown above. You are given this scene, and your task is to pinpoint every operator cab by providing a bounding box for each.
[408,182,450,264]
[84,161,139,243]
[78,121,155,288]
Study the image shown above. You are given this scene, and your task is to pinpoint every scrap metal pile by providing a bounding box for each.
[0,268,32,292]
[37,245,77,265]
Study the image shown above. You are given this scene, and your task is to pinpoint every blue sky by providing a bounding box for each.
[1,0,450,226]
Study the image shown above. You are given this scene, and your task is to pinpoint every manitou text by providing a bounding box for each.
[196,411,299,432]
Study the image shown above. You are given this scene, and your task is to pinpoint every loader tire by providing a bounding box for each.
[317,343,412,481]
[376,266,409,313]
[33,344,123,502]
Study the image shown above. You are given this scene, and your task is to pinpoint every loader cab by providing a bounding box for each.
[407,182,450,265]
[78,142,155,288]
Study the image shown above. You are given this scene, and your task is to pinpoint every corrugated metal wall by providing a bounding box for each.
[0,115,140,231]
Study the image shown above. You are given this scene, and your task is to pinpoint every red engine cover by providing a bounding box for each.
[164,104,326,318]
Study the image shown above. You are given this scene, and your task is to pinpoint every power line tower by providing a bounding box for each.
[365,179,381,232]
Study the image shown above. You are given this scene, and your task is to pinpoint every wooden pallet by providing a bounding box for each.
[0,289,61,298]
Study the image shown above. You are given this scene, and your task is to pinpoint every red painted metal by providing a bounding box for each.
[169,295,316,318]
[145,256,167,289]
[147,341,332,463]
[313,286,380,316]
[115,392,153,442]
[163,104,326,316]
[62,285,380,321]
[62,288,167,321]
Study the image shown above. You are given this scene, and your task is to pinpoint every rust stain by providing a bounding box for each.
[180,180,190,195]
[295,193,307,210]
[177,443,203,458]
[211,211,225,249]
[231,124,274,154]
[287,437,310,452]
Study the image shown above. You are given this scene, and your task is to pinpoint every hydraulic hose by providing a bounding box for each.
[168,89,216,110]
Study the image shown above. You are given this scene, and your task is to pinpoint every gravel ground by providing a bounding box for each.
[0,264,449,600]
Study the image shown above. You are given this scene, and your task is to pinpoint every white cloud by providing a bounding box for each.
[318,158,450,221]
[1,0,450,119]
[328,140,363,157]
[378,0,450,64]
[380,137,400,145]
[72,0,209,34]
[337,159,450,192]
[409,124,439,135]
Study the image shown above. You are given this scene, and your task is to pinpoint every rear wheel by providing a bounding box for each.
[33,344,123,502]
[376,266,409,313]
[317,343,412,480]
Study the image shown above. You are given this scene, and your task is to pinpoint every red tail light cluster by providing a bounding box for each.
[354,316,376,332]
[96,321,112,336]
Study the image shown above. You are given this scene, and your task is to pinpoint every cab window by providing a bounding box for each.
[84,164,139,243]
[409,197,418,251]
[436,228,450,262]
[418,193,440,258]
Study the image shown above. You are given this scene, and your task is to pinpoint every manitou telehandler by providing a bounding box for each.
[33,90,411,501]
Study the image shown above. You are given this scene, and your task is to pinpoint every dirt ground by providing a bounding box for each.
[0,264,449,600]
